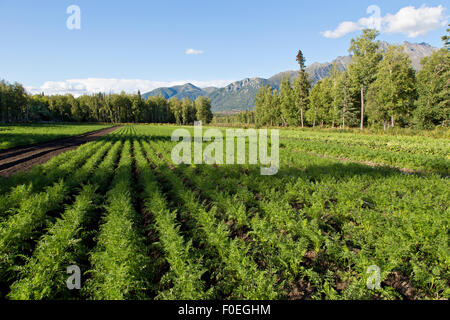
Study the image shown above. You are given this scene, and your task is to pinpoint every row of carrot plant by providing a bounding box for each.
[0,125,447,300]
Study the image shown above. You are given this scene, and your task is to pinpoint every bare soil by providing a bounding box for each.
[0,126,120,178]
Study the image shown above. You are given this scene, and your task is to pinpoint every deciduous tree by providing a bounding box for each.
[347,29,382,130]
[414,49,450,128]
[367,45,417,129]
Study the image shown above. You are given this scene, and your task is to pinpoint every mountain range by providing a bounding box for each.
[142,41,439,113]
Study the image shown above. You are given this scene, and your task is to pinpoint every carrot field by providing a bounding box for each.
[0,125,448,300]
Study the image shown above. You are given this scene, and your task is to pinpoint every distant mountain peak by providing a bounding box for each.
[141,82,204,101]
[141,41,438,113]
[378,40,438,70]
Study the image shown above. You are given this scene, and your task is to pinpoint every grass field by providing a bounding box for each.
[0,123,112,150]
[0,125,448,300]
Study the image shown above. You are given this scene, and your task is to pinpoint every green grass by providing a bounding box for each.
[279,128,450,175]
[0,123,112,150]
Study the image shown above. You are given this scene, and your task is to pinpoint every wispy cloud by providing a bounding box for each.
[322,21,361,39]
[322,5,448,38]
[25,78,235,97]
[185,48,204,55]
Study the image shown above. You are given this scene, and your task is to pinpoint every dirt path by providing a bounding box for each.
[0,126,121,178]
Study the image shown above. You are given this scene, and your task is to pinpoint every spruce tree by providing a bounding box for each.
[293,50,311,128]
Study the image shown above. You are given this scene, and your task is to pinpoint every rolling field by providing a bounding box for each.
[0,125,448,300]
[0,124,112,150]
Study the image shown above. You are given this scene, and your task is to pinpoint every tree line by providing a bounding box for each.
[1,27,448,129]
[216,27,449,130]
[0,85,213,125]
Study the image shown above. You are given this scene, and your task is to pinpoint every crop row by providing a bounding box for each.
[140,125,449,299]
[281,137,449,175]
[143,139,280,299]
[84,136,151,299]
[281,129,449,157]
[134,140,209,299]
[6,139,125,299]
[0,127,131,298]
[0,125,447,300]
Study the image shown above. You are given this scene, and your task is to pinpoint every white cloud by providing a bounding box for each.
[25,78,234,97]
[321,21,361,39]
[322,5,447,38]
[185,48,204,55]
[384,5,447,37]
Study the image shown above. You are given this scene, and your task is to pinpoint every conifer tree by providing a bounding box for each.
[293,50,311,128]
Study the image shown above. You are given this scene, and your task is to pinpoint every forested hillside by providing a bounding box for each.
[142,41,438,112]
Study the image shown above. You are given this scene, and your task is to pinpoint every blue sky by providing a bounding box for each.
[0,0,448,95]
